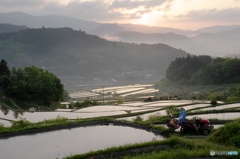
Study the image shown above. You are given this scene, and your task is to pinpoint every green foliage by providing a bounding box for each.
[206,93,222,100]
[10,117,31,127]
[226,96,240,102]
[4,66,64,105]
[116,99,123,104]
[65,135,240,159]
[0,99,21,110]
[210,100,217,105]
[0,59,11,76]
[209,119,240,147]
[166,105,180,116]
[166,56,240,85]
[0,116,113,133]
[0,27,188,77]
[132,115,143,122]
[0,59,11,88]
[0,23,28,34]
[71,100,99,108]
[166,55,212,82]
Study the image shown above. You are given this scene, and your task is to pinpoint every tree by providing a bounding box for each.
[222,59,240,83]
[4,66,64,105]
[0,59,11,76]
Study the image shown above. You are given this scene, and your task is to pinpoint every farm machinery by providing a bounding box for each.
[166,108,214,135]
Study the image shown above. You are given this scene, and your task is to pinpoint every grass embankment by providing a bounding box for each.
[66,119,240,159]
[65,136,239,159]
[0,116,114,134]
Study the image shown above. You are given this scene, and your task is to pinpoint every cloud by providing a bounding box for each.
[110,0,171,9]
[0,0,44,7]
[42,0,172,21]
[174,8,240,22]
[0,0,173,22]
[43,1,124,20]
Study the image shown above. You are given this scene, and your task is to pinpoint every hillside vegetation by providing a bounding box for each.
[0,27,188,78]
[166,55,240,85]
[0,23,28,34]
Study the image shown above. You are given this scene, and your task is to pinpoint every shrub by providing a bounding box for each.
[116,99,123,104]
[226,96,240,102]
[10,118,31,128]
[208,119,240,147]
[132,115,143,122]
[210,100,217,105]
[166,105,180,116]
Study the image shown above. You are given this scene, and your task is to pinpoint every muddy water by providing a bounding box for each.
[0,125,164,159]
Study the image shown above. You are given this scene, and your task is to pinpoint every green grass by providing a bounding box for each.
[209,118,240,147]
[0,116,114,134]
[64,136,180,159]
[65,136,240,159]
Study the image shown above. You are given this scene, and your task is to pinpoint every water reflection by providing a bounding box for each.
[0,104,57,121]
[0,104,9,115]
[0,125,164,159]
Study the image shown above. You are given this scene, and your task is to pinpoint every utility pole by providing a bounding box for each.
[102,86,104,104]
[155,83,157,98]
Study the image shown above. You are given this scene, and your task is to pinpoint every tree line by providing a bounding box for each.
[0,59,64,106]
[166,55,240,84]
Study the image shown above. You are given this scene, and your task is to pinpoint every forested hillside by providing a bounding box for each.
[0,23,28,34]
[166,55,240,84]
[0,27,188,80]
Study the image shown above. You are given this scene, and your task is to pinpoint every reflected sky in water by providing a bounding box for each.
[0,125,164,159]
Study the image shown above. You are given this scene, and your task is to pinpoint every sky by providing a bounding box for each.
[1,0,240,30]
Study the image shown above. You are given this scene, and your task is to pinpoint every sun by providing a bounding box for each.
[134,13,156,26]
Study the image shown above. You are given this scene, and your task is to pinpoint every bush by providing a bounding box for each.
[10,118,31,128]
[226,96,240,102]
[210,100,217,105]
[116,99,123,104]
[166,105,180,116]
[132,115,143,122]
[208,119,240,147]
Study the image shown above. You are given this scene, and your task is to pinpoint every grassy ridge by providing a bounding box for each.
[65,118,240,159]
[65,136,240,159]
[0,116,114,134]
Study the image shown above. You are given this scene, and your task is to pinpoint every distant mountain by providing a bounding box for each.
[2,12,240,57]
[192,32,240,56]
[0,23,28,34]
[90,23,125,36]
[119,23,198,37]
[110,31,214,55]
[0,12,101,33]
[0,27,189,79]
[197,25,240,34]
[216,27,240,38]
[0,12,200,37]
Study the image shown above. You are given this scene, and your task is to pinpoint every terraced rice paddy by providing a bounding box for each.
[69,84,155,100]
[0,99,239,127]
[0,125,164,159]
[192,103,240,111]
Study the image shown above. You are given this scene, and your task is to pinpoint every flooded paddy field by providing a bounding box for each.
[70,84,155,100]
[191,103,240,111]
[0,124,164,159]
[0,100,235,126]
[188,112,240,120]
